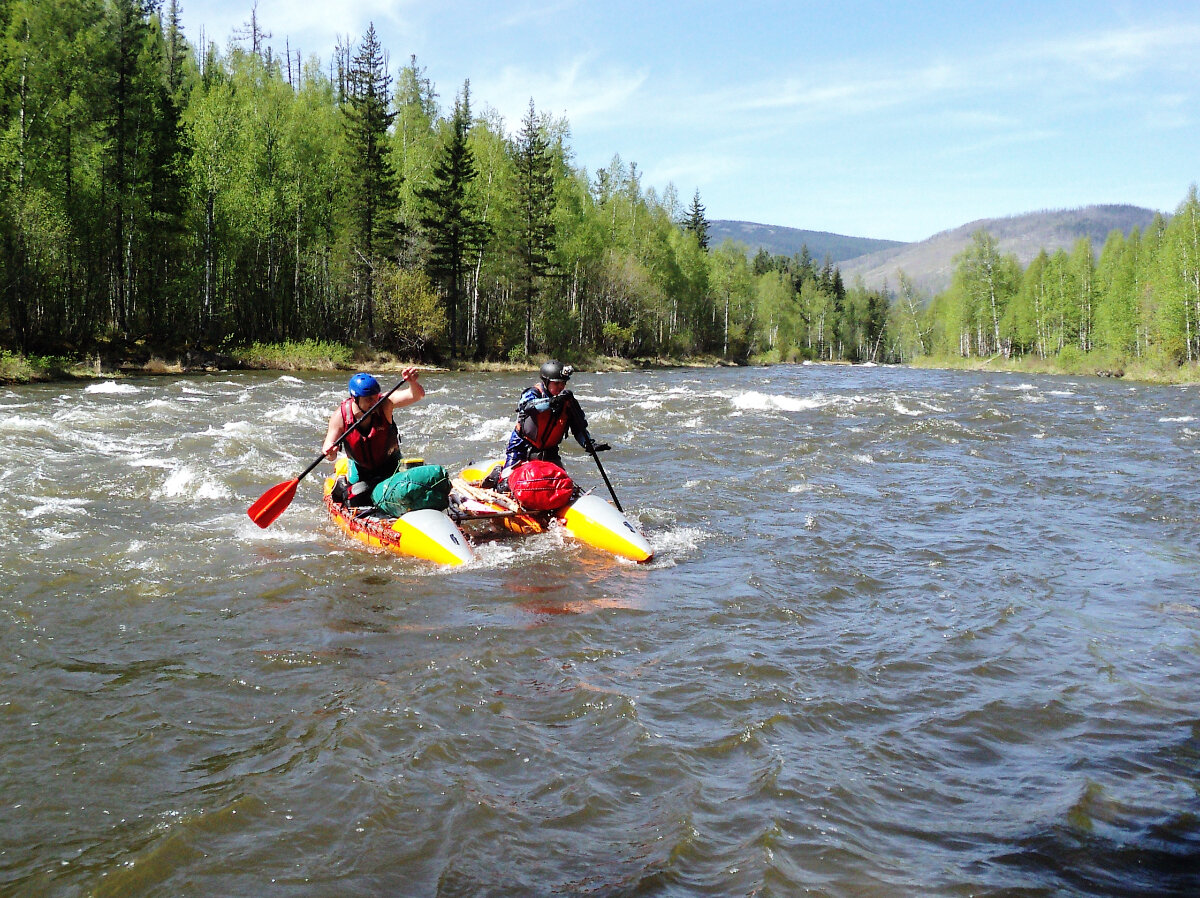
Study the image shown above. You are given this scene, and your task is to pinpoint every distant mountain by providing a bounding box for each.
[708,220,906,264]
[838,204,1161,296]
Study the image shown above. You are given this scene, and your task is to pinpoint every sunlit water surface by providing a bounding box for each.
[2,364,1198,897]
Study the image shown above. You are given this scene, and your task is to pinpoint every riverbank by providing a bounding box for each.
[0,342,735,385]
[910,352,1200,385]
[9,341,1197,386]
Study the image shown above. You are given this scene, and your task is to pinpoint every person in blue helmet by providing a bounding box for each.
[493,360,594,486]
[323,367,424,492]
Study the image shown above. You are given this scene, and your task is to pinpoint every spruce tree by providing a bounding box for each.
[683,188,709,249]
[512,98,556,357]
[342,22,397,342]
[416,81,485,359]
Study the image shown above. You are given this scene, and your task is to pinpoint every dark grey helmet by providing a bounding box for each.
[539,360,571,383]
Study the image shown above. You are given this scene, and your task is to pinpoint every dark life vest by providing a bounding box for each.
[517,385,572,450]
[339,396,398,469]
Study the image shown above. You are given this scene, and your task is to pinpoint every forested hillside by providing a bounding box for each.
[908,197,1200,368]
[840,205,1160,296]
[707,221,904,264]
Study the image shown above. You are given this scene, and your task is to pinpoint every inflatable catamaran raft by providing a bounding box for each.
[323,459,654,566]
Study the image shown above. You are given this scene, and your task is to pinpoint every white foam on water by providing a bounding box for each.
[161,466,231,500]
[130,457,175,470]
[74,431,150,456]
[732,391,827,412]
[0,415,51,433]
[853,454,875,465]
[647,525,710,560]
[804,514,817,529]
[892,398,921,416]
[1160,416,1196,423]
[788,483,814,493]
[465,539,523,570]
[1094,405,1107,412]
[144,399,183,411]
[680,417,703,429]
[84,381,141,395]
[1048,390,1075,397]
[30,526,72,543]
[200,421,257,438]
[999,383,1037,392]
[918,401,947,412]
[22,497,90,519]
[265,403,322,425]
[464,418,513,443]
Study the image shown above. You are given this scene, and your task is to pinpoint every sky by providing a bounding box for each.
[177,0,1200,242]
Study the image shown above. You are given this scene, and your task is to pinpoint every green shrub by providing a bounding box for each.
[0,350,70,383]
[232,340,353,370]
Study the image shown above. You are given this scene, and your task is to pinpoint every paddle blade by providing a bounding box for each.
[247,478,299,528]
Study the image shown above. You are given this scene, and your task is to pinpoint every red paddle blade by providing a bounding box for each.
[247,478,299,528]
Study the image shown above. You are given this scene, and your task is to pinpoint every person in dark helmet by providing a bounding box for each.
[495,360,594,484]
[323,368,424,494]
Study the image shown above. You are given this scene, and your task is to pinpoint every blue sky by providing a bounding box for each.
[179,1,1200,242]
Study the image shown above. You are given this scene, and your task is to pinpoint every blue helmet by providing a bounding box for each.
[348,372,380,397]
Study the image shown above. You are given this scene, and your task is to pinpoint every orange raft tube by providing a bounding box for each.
[323,469,475,567]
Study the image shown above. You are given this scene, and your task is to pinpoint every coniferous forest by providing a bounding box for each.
[1,1,1197,375]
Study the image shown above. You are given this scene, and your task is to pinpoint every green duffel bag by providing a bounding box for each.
[371,464,451,515]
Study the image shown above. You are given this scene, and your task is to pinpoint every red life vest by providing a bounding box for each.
[339,397,397,469]
[517,385,571,450]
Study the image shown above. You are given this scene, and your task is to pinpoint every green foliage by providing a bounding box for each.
[909,188,1200,377]
[416,81,485,358]
[374,263,446,356]
[682,188,709,249]
[0,349,71,382]
[2,7,1196,380]
[231,340,353,370]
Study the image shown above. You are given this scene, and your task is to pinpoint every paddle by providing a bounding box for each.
[247,379,406,528]
[585,441,623,512]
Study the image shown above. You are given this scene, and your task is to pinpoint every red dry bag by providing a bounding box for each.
[508,461,575,511]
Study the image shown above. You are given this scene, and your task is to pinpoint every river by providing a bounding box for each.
[2,364,1198,897]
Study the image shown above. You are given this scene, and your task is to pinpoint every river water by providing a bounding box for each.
[2,364,1198,897]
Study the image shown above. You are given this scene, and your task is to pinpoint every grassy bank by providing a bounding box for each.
[911,352,1200,384]
[0,350,98,384]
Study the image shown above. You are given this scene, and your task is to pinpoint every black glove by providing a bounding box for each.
[549,393,566,414]
[591,442,611,452]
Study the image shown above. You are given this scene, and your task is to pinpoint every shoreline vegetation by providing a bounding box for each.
[4,341,1198,387]
[0,341,739,386]
[3,5,1197,391]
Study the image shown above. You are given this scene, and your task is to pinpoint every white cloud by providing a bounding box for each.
[1032,23,1200,71]
[645,151,743,193]
[472,56,649,136]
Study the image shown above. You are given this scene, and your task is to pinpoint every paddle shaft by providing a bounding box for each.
[588,445,624,513]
